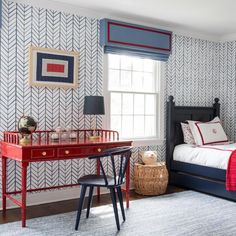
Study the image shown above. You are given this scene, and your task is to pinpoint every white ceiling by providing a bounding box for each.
[13,0,236,41]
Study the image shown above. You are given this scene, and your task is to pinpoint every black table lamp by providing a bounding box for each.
[83,96,105,140]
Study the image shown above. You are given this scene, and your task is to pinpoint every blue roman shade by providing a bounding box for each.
[100,19,172,61]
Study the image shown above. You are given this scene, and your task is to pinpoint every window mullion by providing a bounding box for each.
[144,94,146,137]
[108,90,156,95]
[131,59,133,91]
[132,93,135,138]
[121,93,123,135]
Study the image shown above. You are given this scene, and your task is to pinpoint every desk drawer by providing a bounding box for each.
[105,144,128,149]
[31,148,55,159]
[58,146,105,157]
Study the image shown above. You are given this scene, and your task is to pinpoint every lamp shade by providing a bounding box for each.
[83,96,105,115]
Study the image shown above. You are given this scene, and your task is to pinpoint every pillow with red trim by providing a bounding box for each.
[181,123,196,145]
[187,117,228,145]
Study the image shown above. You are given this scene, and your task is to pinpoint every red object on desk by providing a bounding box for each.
[1,129,132,227]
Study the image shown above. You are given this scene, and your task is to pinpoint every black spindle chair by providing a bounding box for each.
[75,146,132,231]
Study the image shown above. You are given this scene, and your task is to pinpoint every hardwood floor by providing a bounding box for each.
[0,185,184,224]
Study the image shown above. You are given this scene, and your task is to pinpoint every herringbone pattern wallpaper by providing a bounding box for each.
[0,1,235,198]
[0,1,165,196]
[0,1,105,194]
[165,36,236,143]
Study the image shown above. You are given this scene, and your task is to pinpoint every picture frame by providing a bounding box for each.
[29,46,79,89]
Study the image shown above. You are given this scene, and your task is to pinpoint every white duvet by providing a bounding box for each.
[173,143,236,170]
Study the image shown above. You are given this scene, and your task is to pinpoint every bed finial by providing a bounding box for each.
[168,95,174,103]
[213,98,220,117]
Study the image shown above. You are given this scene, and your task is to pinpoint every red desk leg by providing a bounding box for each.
[21,162,28,227]
[96,159,100,201]
[125,158,130,209]
[2,156,7,214]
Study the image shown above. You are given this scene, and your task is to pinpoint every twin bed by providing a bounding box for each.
[166,96,236,201]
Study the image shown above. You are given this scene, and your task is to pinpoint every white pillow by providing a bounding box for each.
[181,123,195,145]
[187,117,228,145]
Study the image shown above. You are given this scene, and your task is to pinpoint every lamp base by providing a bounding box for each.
[20,136,31,145]
[89,135,101,141]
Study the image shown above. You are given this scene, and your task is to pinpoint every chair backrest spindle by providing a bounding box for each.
[99,158,108,186]
[111,155,117,185]
[89,146,132,187]
[118,155,124,185]
[120,152,130,183]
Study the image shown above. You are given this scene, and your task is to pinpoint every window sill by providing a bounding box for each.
[121,138,165,147]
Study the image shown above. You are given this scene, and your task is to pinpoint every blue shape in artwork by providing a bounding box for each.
[36,53,74,84]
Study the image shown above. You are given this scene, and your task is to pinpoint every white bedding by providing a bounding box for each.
[173,143,236,170]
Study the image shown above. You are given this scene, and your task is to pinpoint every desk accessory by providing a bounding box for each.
[18,116,37,145]
[83,96,105,140]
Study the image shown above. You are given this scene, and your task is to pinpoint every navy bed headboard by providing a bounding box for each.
[166,95,220,171]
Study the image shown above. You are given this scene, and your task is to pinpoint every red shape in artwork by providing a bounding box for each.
[47,63,65,73]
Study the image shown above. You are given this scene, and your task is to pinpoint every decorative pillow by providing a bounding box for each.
[187,117,228,145]
[181,123,195,144]
[141,151,158,165]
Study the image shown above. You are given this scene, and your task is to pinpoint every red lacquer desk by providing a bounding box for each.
[1,129,132,227]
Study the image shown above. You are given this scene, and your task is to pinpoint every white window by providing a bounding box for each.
[104,54,164,144]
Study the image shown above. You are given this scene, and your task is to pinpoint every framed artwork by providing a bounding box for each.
[29,46,79,89]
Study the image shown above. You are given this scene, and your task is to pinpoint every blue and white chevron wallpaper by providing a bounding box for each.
[1,0,105,194]
[165,36,236,142]
[0,0,153,195]
[0,0,235,198]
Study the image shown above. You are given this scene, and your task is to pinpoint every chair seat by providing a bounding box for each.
[78,175,123,187]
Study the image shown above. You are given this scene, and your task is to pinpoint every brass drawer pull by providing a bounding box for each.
[97,148,101,152]
[65,150,70,155]
[42,151,47,156]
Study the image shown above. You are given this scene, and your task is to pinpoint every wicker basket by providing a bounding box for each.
[134,162,168,196]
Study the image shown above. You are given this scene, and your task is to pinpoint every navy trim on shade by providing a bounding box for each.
[100,19,172,61]
[104,46,169,61]
[83,96,105,115]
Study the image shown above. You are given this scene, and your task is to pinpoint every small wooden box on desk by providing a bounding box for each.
[1,129,132,227]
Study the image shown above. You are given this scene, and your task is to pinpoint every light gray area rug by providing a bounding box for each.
[1,191,236,236]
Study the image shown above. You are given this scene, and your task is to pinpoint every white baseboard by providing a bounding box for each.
[0,182,134,211]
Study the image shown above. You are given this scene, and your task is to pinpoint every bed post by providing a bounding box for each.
[166,95,175,174]
[213,98,220,117]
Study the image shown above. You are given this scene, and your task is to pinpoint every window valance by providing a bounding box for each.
[99,19,172,61]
